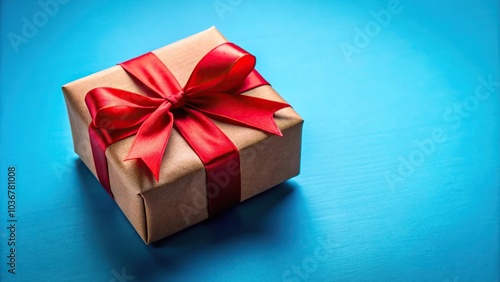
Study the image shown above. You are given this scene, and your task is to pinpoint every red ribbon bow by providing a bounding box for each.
[85,42,289,215]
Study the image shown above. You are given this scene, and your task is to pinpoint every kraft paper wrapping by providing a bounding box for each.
[62,27,303,244]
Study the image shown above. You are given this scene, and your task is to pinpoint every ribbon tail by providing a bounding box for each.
[174,107,241,216]
[125,101,174,181]
[188,93,290,136]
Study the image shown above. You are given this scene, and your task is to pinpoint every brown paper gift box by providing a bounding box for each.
[62,27,303,244]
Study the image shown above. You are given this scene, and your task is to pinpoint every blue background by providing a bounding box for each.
[1,0,498,281]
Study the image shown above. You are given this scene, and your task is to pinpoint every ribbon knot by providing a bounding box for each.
[166,90,185,109]
[85,42,289,215]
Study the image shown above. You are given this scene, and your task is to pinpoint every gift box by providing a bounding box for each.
[62,27,303,244]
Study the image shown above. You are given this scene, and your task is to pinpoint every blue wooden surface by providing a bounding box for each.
[0,0,498,281]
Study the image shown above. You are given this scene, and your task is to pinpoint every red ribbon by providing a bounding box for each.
[85,42,289,215]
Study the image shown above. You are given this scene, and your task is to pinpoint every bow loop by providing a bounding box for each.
[184,43,256,95]
[85,87,164,130]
